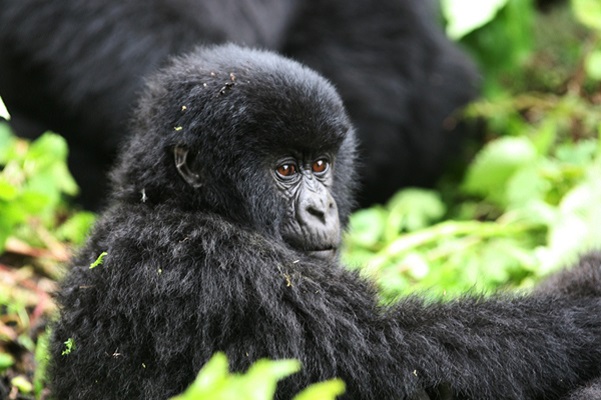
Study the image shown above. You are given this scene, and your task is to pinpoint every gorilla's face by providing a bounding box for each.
[272,154,340,260]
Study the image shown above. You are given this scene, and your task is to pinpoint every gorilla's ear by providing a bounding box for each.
[174,145,202,188]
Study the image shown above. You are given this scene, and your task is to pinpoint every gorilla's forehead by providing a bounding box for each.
[155,45,353,151]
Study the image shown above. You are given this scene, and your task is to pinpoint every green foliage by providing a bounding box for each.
[454,0,536,95]
[344,135,601,301]
[171,353,345,400]
[343,0,601,302]
[0,123,94,253]
[461,137,538,206]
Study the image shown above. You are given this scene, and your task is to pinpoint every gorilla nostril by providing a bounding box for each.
[307,204,326,222]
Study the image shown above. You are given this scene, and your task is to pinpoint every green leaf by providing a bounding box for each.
[0,177,19,201]
[242,359,300,399]
[293,379,346,400]
[0,97,9,120]
[462,137,538,206]
[56,212,96,244]
[0,353,14,371]
[0,123,15,163]
[11,376,33,394]
[585,49,601,81]
[442,0,510,39]
[27,133,69,164]
[505,164,548,207]
[572,0,601,31]
[90,251,108,269]
[347,208,387,248]
[171,353,230,399]
[385,189,445,237]
[171,354,301,400]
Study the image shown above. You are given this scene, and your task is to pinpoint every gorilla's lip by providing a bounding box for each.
[307,248,337,261]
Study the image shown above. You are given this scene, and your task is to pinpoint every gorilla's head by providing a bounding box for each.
[110,44,357,259]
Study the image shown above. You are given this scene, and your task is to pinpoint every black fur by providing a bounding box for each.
[0,0,478,209]
[48,45,601,400]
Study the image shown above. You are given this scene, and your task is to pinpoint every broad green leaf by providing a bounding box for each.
[346,207,386,248]
[242,359,300,399]
[27,133,69,165]
[11,376,33,394]
[385,189,445,237]
[572,0,601,31]
[56,212,96,244]
[171,354,302,400]
[293,379,345,400]
[585,49,601,81]
[0,353,14,371]
[0,178,18,201]
[442,0,509,39]
[462,137,538,206]
[505,164,548,207]
[171,353,230,399]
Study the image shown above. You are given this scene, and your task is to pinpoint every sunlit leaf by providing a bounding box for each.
[386,189,445,237]
[572,0,601,31]
[0,353,14,371]
[585,49,601,81]
[346,208,386,248]
[462,137,538,206]
[293,379,345,400]
[442,0,510,39]
[56,212,96,244]
[0,97,9,120]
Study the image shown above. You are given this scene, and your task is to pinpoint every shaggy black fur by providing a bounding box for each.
[48,45,601,400]
[0,0,478,209]
[535,252,601,400]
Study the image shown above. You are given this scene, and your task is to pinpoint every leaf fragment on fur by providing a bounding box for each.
[90,251,108,269]
[62,338,75,356]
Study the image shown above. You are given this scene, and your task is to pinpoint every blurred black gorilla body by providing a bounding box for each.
[48,44,601,400]
[0,0,478,209]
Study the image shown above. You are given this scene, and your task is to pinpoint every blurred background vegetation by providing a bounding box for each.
[1,0,600,398]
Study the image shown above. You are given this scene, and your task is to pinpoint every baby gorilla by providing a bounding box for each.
[49,44,601,400]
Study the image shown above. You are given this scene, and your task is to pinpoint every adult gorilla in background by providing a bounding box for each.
[0,0,478,209]
[49,44,601,400]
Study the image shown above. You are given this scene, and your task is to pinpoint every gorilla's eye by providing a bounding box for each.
[312,159,329,174]
[276,163,297,178]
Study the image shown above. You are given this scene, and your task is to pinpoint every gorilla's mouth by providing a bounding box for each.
[307,247,337,261]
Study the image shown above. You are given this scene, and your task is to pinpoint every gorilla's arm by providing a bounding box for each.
[535,252,601,297]
[564,379,601,400]
[50,207,601,400]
